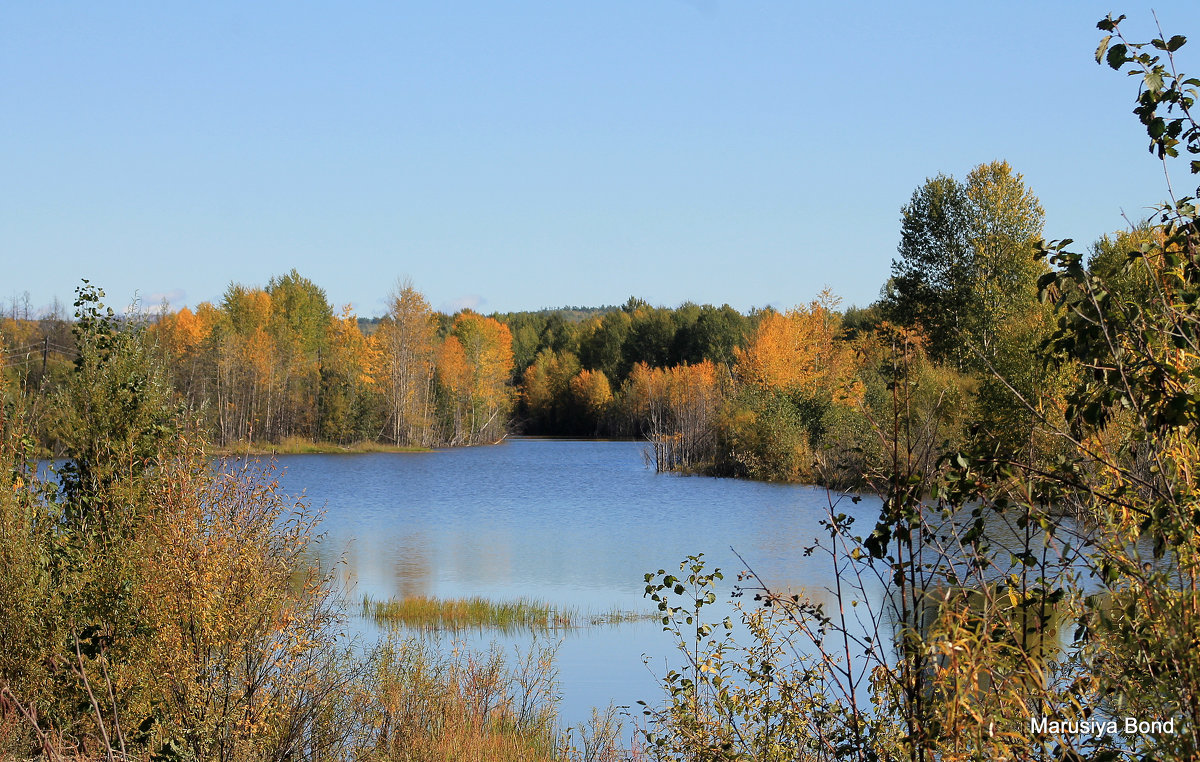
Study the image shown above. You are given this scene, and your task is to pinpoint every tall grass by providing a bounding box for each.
[361,595,656,633]
[356,635,564,762]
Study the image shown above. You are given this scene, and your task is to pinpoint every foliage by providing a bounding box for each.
[54,282,179,531]
[135,457,355,762]
[640,13,1200,762]
[712,385,812,482]
[639,555,863,761]
[376,281,438,447]
[883,162,1046,372]
[445,311,515,445]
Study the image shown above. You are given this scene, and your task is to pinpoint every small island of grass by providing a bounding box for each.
[362,594,656,633]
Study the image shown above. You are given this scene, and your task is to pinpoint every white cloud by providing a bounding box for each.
[143,289,188,314]
[440,294,486,314]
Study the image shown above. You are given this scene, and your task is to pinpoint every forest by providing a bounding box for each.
[2,155,1095,487]
[2,11,1200,762]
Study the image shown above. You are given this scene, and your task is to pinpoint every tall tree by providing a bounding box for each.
[520,349,581,434]
[266,271,331,439]
[450,312,514,444]
[883,173,972,367]
[375,281,437,446]
[319,305,378,443]
[885,162,1045,369]
[963,160,1046,359]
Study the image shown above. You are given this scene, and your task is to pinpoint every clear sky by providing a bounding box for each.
[2,2,1198,318]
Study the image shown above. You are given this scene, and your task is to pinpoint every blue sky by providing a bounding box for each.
[2,2,1198,317]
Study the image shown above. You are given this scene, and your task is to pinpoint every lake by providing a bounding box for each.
[266,437,883,729]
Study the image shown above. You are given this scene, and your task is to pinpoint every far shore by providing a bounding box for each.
[208,439,433,456]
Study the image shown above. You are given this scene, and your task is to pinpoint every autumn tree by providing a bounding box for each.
[435,335,471,445]
[319,305,379,444]
[618,361,667,439]
[212,285,276,444]
[449,312,515,444]
[376,281,438,446]
[151,303,219,419]
[568,368,613,435]
[662,361,722,471]
[720,291,863,481]
[735,289,857,400]
[519,349,582,434]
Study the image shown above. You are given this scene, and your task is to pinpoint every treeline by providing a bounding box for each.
[494,158,1170,488]
[156,275,516,448]
[0,159,1139,485]
[1,276,517,449]
[0,280,771,456]
[494,160,1067,486]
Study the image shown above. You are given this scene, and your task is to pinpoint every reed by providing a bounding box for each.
[361,595,655,632]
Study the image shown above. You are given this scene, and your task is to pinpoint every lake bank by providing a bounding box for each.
[208,437,432,456]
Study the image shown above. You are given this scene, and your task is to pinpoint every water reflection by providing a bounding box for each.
[265,439,881,725]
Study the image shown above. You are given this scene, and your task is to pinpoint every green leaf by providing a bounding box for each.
[1167,35,1187,52]
[1096,35,1113,63]
[1107,43,1128,70]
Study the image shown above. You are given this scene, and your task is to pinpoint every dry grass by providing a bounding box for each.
[356,636,563,762]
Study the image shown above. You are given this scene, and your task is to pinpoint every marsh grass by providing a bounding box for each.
[362,595,656,633]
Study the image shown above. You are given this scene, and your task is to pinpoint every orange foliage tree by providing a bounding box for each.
[735,290,858,401]
[151,303,220,419]
[435,335,472,445]
[622,360,723,471]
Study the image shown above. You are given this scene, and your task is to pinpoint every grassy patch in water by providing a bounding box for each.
[362,595,655,632]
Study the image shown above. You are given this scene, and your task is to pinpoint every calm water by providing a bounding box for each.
[268,437,882,727]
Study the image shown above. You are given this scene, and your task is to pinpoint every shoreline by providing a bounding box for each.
[208,440,433,456]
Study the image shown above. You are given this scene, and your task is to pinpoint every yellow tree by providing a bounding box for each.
[620,361,670,437]
[435,335,471,445]
[450,312,514,444]
[735,290,856,397]
[520,349,581,433]
[151,303,220,420]
[663,360,722,470]
[569,368,613,434]
[375,282,438,446]
[213,286,276,445]
[320,306,378,444]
